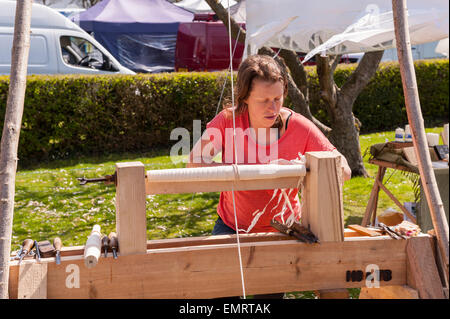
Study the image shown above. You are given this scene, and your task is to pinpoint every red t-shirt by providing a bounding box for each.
[205,107,335,233]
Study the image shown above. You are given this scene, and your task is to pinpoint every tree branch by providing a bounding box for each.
[205,0,246,44]
[316,55,338,110]
[278,49,309,100]
[339,51,384,108]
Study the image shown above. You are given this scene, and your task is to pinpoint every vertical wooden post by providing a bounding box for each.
[406,236,445,299]
[115,162,147,256]
[304,151,345,298]
[303,151,344,242]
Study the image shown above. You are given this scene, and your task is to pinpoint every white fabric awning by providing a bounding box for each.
[174,0,237,13]
[245,0,449,63]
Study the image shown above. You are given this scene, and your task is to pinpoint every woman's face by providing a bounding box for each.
[244,78,284,129]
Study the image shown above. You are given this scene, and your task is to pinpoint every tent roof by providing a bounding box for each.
[174,0,236,13]
[73,0,194,32]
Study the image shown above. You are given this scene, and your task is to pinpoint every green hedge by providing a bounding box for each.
[307,59,449,130]
[0,59,448,165]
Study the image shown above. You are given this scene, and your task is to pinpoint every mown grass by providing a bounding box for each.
[11,127,444,298]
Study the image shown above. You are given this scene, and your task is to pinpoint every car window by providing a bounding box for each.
[59,36,118,72]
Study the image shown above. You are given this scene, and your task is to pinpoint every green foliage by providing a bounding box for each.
[0,60,448,164]
[308,59,449,131]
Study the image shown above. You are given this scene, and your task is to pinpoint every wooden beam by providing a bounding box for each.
[406,236,445,299]
[375,179,417,224]
[115,162,147,256]
[8,235,415,299]
[303,152,344,242]
[316,288,349,299]
[359,285,418,299]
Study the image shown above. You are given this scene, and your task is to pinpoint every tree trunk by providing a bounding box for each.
[0,0,33,299]
[316,51,384,177]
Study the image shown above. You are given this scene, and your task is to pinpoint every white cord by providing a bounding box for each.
[227,0,246,299]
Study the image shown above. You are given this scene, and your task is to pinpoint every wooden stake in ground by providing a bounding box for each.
[391,0,449,284]
[0,0,33,299]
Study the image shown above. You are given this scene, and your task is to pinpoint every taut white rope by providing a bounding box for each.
[227,0,246,299]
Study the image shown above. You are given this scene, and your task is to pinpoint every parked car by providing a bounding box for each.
[0,0,134,75]
[175,16,244,72]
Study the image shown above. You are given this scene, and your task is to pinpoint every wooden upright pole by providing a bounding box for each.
[392,0,449,283]
[0,0,33,299]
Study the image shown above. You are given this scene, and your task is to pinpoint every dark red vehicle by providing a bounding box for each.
[175,20,244,72]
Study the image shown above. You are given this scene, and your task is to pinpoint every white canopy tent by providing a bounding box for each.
[244,0,449,63]
[174,0,237,13]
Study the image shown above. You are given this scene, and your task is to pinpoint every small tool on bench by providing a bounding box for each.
[270,219,319,243]
[34,241,41,262]
[108,232,118,259]
[37,240,55,258]
[11,246,23,261]
[77,172,117,186]
[378,222,407,240]
[54,237,62,265]
[17,239,35,264]
[84,225,102,268]
[101,235,109,258]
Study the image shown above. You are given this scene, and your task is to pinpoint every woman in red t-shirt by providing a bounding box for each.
[187,54,351,235]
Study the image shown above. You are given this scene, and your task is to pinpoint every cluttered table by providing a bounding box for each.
[361,127,449,230]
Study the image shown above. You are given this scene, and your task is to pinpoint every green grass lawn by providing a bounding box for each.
[11,127,444,298]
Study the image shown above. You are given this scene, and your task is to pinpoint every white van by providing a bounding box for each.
[0,0,135,75]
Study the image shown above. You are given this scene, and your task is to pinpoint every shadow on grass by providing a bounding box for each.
[345,215,363,226]
[18,147,174,171]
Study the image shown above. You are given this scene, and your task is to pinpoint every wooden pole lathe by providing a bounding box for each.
[7,152,445,298]
[391,0,449,283]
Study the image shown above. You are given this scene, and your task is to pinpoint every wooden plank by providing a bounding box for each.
[406,236,445,299]
[359,285,419,299]
[369,159,416,173]
[115,162,147,256]
[316,288,349,299]
[348,225,382,237]
[303,152,344,242]
[8,236,411,299]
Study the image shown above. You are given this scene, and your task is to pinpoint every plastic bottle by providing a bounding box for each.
[395,128,404,142]
[405,125,412,142]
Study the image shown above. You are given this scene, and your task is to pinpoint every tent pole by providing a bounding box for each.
[391,0,449,283]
